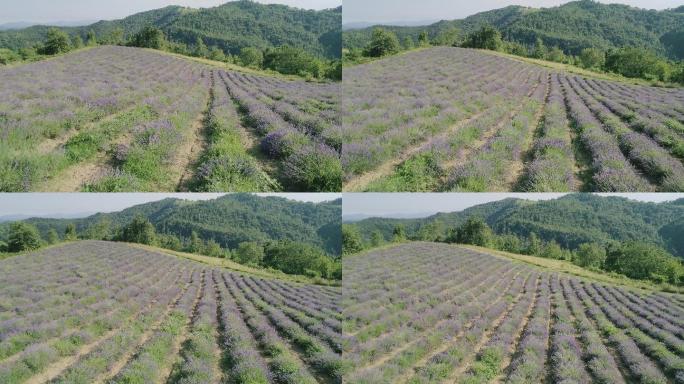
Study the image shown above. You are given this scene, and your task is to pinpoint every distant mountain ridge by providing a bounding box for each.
[0,0,342,58]
[0,194,342,255]
[352,194,684,258]
[343,0,684,59]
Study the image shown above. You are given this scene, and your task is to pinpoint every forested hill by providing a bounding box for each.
[351,194,684,257]
[343,0,684,59]
[0,194,342,255]
[0,0,342,58]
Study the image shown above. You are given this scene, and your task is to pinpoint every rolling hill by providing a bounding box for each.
[0,0,342,58]
[343,0,684,59]
[0,194,342,255]
[351,194,684,257]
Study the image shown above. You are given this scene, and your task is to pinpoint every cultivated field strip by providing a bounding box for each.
[0,241,341,384]
[342,47,684,192]
[0,46,340,192]
[342,242,684,383]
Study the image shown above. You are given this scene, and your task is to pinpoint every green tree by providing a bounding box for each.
[364,28,400,57]
[542,240,564,259]
[46,228,59,245]
[263,46,323,77]
[86,30,97,46]
[403,36,415,50]
[128,26,166,49]
[239,47,264,68]
[547,46,566,63]
[605,47,664,80]
[579,47,605,69]
[84,217,111,240]
[205,239,224,257]
[209,46,226,61]
[72,35,84,49]
[452,216,493,247]
[64,223,78,241]
[527,232,542,256]
[434,27,460,46]
[370,231,384,247]
[264,241,337,279]
[495,234,522,254]
[160,234,183,251]
[108,27,125,45]
[42,28,71,55]
[392,225,406,242]
[0,48,21,65]
[8,222,42,252]
[187,231,204,254]
[574,242,606,269]
[606,241,683,284]
[532,37,547,59]
[235,241,264,265]
[418,31,430,47]
[462,25,503,51]
[194,36,209,57]
[342,224,364,255]
[120,214,157,245]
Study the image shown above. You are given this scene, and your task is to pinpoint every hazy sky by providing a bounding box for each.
[343,193,684,218]
[343,0,683,24]
[0,193,340,217]
[0,0,341,24]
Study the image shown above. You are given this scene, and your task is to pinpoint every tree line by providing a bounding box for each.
[346,26,684,85]
[0,26,341,81]
[1,215,341,281]
[343,217,684,287]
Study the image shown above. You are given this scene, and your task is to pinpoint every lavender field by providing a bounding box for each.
[343,242,684,383]
[342,47,684,192]
[0,46,341,192]
[0,241,342,383]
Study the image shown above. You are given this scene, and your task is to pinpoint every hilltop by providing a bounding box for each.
[343,0,684,59]
[0,194,342,255]
[0,0,342,58]
[351,194,684,258]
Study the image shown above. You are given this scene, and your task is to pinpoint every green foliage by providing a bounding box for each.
[119,214,157,245]
[342,224,364,255]
[392,225,406,242]
[579,47,605,69]
[239,47,264,68]
[235,241,265,265]
[433,27,460,46]
[46,228,59,245]
[606,241,683,284]
[187,231,204,254]
[448,216,493,247]
[418,31,430,47]
[575,242,607,269]
[0,48,20,64]
[41,28,70,55]
[193,36,209,58]
[64,223,78,241]
[462,25,503,51]
[263,240,339,279]
[364,28,400,57]
[128,26,166,49]
[83,217,112,240]
[263,46,323,78]
[546,46,566,63]
[86,30,97,46]
[7,222,42,252]
[72,35,83,49]
[208,46,226,62]
[403,36,415,50]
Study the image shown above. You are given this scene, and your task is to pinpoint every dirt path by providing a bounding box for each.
[159,270,205,384]
[343,110,489,192]
[510,74,552,191]
[176,75,214,192]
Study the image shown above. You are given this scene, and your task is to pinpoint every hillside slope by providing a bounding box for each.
[0,194,342,255]
[351,194,684,257]
[0,0,342,58]
[343,0,684,59]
